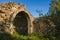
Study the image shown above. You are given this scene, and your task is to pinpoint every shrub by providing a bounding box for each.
[0,32,56,40]
[0,33,15,40]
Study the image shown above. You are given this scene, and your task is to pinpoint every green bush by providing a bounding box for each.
[0,32,56,40]
[29,32,49,40]
[0,33,15,40]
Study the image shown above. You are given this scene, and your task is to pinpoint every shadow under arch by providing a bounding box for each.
[12,11,31,35]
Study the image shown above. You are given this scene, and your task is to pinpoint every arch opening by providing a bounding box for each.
[13,11,30,35]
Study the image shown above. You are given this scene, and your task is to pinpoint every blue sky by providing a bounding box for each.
[0,0,50,17]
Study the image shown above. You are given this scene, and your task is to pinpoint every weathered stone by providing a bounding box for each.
[33,18,56,34]
[0,2,34,35]
[0,2,56,35]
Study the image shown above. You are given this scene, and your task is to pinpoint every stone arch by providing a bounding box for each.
[0,2,34,34]
[11,11,31,35]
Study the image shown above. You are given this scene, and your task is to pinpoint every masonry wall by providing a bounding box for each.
[0,2,34,35]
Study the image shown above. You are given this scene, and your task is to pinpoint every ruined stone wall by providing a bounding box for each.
[0,2,56,35]
[33,18,56,34]
[0,2,34,34]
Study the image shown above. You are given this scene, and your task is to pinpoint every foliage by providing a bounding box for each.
[0,33,15,40]
[0,31,56,40]
[47,0,60,40]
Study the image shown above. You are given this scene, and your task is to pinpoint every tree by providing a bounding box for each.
[48,0,60,36]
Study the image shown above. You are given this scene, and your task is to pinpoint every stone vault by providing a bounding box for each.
[0,2,34,35]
